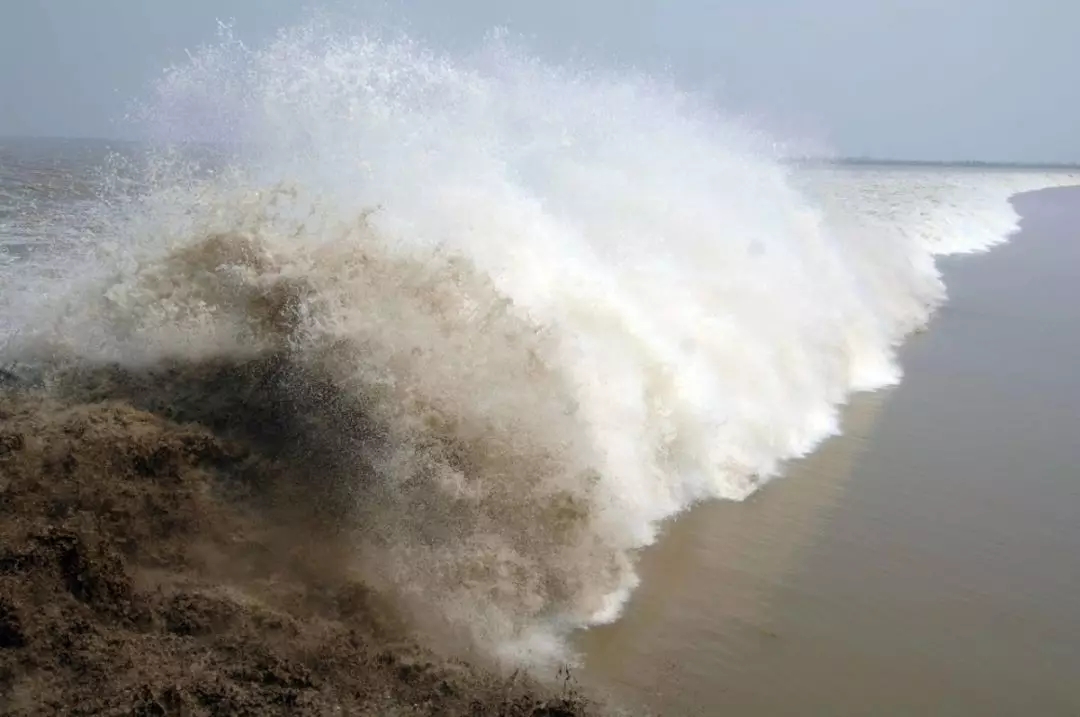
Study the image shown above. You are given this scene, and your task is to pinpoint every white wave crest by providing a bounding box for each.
[2,20,1074,666]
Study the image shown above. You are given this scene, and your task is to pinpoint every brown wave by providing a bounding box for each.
[0,367,604,715]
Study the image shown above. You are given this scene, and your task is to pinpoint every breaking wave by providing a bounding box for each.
[1,20,1073,667]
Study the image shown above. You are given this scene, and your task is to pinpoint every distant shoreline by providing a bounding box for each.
[788,157,1080,171]
[3,134,1079,172]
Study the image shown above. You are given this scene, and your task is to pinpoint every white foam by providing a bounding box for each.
[799,167,1079,257]
[2,20,1076,667]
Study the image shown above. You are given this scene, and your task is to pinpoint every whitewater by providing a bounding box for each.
[0,22,1075,667]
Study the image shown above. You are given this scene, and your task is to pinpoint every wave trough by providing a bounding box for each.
[1,21,1074,667]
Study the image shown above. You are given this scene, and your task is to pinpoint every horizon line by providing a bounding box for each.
[3,133,1078,170]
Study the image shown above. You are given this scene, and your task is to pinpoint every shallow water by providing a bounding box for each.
[580,187,1080,716]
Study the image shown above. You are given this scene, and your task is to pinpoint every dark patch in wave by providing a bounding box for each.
[0,356,603,715]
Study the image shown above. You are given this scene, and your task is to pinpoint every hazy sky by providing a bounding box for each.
[1,0,1076,162]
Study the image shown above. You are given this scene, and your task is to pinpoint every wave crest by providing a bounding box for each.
[0,21,999,665]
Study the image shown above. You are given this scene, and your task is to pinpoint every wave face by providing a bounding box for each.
[0,22,1073,666]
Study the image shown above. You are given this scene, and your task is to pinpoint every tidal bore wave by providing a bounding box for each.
[1,21,1074,673]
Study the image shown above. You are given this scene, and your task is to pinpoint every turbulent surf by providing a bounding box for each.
[1,21,1075,674]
